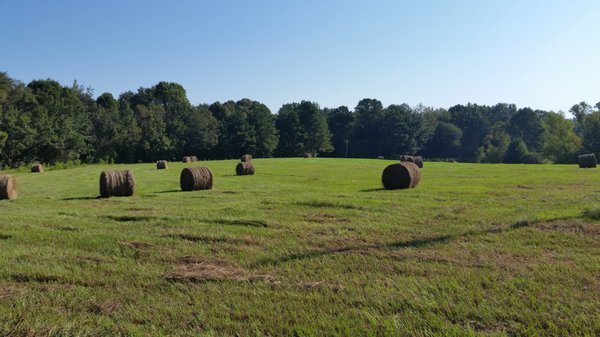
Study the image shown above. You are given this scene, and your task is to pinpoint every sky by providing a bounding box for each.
[1,0,599,113]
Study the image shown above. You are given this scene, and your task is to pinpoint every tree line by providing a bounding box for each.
[0,72,598,168]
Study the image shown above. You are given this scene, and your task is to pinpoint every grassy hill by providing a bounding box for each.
[0,158,598,336]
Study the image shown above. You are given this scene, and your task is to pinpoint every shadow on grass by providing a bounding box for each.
[210,219,270,228]
[62,196,101,201]
[359,188,386,192]
[249,215,582,267]
[154,189,181,194]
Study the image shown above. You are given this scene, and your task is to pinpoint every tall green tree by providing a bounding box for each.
[542,111,581,163]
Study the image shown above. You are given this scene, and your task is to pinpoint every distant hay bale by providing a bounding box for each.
[191,156,198,162]
[31,164,44,173]
[578,154,597,168]
[180,166,213,191]
[182,156,192,163]
[304,153,312,158]
[0,175,17,200]
[412,156,424,168]
[405,156,415,163]
[99,170,135,198]
[377,156,385,159]
[236,162,255,175]
[241,154,252,162]
[156,160,168,170]
[381,162,421,190]
[399,155,406,161]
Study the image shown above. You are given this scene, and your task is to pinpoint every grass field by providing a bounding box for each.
[0,158,599,336]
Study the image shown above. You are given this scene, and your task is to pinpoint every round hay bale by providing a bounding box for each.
[241,154,252,162]
[399,155,406,161]
[405,156,415,163]
[304,153,312,158]
[99,170,135,198]
[31,164,44,173]
[0,175,17,200]
[236,162,255,175]
[381,162,421,190]
[156,160,168,170]
[191,156,198,162]
[180,166,213,191]
[377,156,385,159]
[182,156,192,163]
[412,156,424,168]
[578,154,597,168]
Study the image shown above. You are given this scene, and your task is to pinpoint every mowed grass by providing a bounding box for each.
[0,158,598,336]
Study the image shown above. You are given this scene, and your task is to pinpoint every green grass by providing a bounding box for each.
[0,158,598,336]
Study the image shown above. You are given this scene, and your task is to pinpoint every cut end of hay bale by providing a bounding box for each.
[156,160,168,170]
[0,175,17,200]
[400,155,423,168]
[240,154,252,162]
[236,162,255,176]
[180,166,213,191]
[31,164,44,173]
[381,162,421,190]
[578,154,597,168]
[182,156,192,163]
[99,170,135,198]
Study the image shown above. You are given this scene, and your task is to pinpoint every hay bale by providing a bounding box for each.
[381,162,421,190]
[99,170,135,198]
[180,166,213,191]
[182,156,192,163]
[241,154,252,162]
[156,160,168,170]
[578,154,597,168]
[31,164,44,173]
[191,156,198,162]
[412,156,424,168]
[377,156,385,159]
[236,162,255,175]
[0,175,17,200]
[304,153,312,158]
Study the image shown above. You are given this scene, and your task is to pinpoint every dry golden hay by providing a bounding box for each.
[99,170,135,198]
[182,156,192,163]
[0,175,17,200]
[31,164,44,173]
[578,154,597,168]
[180,166,213,191]
[236,162,255,175]
[412,156,424,168]
[156,160,168,170]
[381,162,421,190]
[240,154,252,162]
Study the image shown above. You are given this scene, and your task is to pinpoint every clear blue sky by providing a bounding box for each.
[1,0,599,113]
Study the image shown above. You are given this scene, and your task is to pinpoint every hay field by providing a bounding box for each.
[0,158,598,336]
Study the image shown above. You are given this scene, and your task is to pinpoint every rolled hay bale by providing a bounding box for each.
[377,156,385,159]
[31,164,44,173]
[99,170,135,198]
[412,156,424,168]
[304,153,312,158]
[241,154,252,162]
[156,160,168,170]
[381,162,421,190]
[182,156,192,163]
[399,155,407,161]
[180,166,213,191]
[578,154,597,168]
[0,175,17,200]
[191,156,198,162]
[236,162,255,175]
